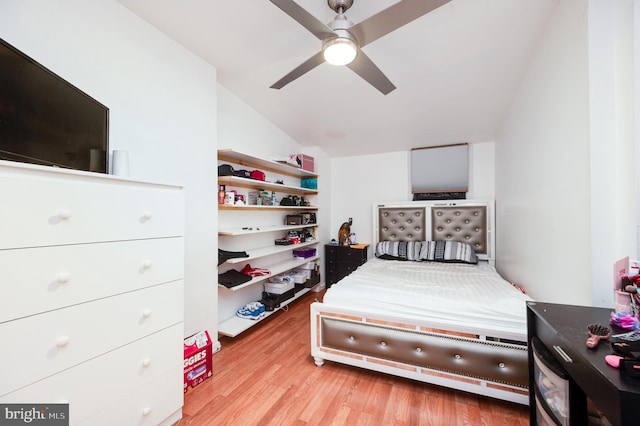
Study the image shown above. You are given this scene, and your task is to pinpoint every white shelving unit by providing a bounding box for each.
[217,149,320,338]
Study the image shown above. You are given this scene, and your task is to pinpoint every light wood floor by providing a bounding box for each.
[180,290,530,426]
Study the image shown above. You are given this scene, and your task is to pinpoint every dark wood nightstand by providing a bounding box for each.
[324,244,369,288]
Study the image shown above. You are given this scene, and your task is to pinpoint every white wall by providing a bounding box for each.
[329,143,495,251]
[588,0,637,306]
[1,0,219,337]
[495,0,590,305]
[495,0,637,306]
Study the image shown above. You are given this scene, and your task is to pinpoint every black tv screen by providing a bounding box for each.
[0,38,109,173]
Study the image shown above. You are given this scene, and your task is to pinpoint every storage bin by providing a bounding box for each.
[265,279,295,294]
[297,261,315,270]
[293,248,316,258]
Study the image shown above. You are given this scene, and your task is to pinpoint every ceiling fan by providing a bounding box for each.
[269,0,452,95]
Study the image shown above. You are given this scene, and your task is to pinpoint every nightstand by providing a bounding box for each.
[324,244,369,288]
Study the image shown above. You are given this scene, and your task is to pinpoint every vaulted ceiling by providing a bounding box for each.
[116,0,558,157]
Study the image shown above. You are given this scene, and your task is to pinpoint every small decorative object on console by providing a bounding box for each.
[338,221,351,246]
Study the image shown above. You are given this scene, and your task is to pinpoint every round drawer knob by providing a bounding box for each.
[142,212,153,220]
[416,348,422,353]
[142,309,152,318]
[57,273,70,284]
[142,358,152,367]
[380,341,387,347]
[57,336,70,347]
[454,354,461,360]
[142,260,152,269]
[57,209,71,220]
[142,407,151,416]
[498,362,506,369]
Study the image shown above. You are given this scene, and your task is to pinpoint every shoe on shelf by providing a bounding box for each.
[236,301,266,320]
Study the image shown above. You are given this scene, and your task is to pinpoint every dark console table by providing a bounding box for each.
[324,244,368,288]
[527,301,640,426]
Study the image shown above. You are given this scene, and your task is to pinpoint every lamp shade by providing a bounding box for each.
[323,36,357,66]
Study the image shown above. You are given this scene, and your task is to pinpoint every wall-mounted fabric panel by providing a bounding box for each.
[411,144,468,193]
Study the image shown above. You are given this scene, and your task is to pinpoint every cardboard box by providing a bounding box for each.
[184,330,213,393]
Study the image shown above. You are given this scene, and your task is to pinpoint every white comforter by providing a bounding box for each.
[322,258,532,336]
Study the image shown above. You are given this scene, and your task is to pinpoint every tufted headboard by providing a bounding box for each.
[373,200,495,264]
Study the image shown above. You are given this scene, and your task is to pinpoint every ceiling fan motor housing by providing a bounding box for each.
[328,0,354,14]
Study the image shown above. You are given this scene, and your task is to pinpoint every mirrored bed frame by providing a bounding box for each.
[310,200,529,405]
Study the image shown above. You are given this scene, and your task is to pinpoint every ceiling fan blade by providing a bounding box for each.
[269,0,335,40]
[346,51,396,95]
[349,0,452,47]
[270,51,325,90]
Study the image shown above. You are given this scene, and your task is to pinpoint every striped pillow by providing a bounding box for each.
[419,240,478,264]
[375,241,423,261]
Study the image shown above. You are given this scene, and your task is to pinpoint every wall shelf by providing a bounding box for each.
[219,255,319,292]
[222,240,318,264]
[218,175,317,196]
[218,204,317,211]
[218,223,317,236]
[218,149,318,179]
[218,288,311,337]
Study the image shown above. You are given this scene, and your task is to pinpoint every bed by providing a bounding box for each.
[310,200,532,404]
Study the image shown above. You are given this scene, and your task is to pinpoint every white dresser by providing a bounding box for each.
[0,161,185,425]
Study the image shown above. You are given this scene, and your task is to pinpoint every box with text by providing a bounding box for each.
[184,330,213,393]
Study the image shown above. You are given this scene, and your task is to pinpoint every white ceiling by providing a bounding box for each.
[116,0,558,157]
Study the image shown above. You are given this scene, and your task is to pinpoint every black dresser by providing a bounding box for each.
[324,244,368,288]
[527,301,640,426]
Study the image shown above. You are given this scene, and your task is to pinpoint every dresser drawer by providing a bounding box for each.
[0,237,184,323]
[79,366,183,426]
[0,324,183,424]
[0,281,183,396]
[0,171,184,249]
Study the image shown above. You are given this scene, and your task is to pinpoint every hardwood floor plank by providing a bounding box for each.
[181,291,529,425]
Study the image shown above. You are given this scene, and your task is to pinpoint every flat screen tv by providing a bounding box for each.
[0,38,109,173]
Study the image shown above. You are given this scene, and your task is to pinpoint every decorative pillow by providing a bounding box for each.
[419,240,478,264]
[375,241,422,261]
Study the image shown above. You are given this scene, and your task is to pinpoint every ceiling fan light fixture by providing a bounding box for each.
[322,36,358,66]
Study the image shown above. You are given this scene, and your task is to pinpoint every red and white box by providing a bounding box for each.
[183,330,213,393]
[288,154,315,172]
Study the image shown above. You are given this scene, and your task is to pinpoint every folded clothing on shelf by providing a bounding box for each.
[218,248,249,266]
[218,269,252,288]
[241,264,271,277]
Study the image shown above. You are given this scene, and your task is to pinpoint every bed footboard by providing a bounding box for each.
[310,302,529,405]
